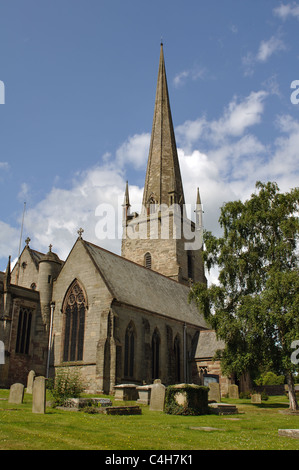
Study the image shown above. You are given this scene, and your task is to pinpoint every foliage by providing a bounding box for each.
[47,368,85,406]
[164,385,209,415]
[189,182,299,409]
[255,371,285,386]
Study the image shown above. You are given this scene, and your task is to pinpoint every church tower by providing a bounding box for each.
[122,44,206,286]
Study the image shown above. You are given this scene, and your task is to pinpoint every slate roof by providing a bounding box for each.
[195,330,225,359]
[83,239,208,329]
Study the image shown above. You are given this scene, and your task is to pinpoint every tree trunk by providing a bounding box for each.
[286,372,299,411]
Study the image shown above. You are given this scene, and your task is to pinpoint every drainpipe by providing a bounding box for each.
[46,302,55,379]
[183,322,187,383]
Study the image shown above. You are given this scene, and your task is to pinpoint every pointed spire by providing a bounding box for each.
[123,181,130,208]
[122,180,131,225]
[142,44,185,210]
[195,188,203,227]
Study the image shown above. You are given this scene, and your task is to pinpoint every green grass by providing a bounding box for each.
[0,389,299,450]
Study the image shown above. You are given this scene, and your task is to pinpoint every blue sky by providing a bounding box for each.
[0,0,299,276]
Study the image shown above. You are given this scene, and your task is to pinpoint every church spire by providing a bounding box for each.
[142,43,185,211]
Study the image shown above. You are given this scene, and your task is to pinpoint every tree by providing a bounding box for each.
[189,182,299,410]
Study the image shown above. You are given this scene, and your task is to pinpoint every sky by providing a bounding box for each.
[0,0,298,282]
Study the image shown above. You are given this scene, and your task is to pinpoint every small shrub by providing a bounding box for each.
[48,368,85,407]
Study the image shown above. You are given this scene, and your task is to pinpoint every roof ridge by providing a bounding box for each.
[83,239,188,287]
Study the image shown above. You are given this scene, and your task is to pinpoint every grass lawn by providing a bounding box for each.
[0,389,299,450]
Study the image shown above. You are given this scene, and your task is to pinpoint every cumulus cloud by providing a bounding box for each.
[273,2,299,20]
[242,34,286,75]
[116,133,150,169]
[256,36,286,62]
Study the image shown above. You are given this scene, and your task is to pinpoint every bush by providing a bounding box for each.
[164,385,209,416]
[255,371,285,386]
[47,368,85,407]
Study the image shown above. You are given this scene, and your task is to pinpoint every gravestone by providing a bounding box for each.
[208,382,221,402]
[228,384,239,399]
[113,384,138,401]
[32,376,46,414]
[136,385,152,405]
[8,383,24,404]
[149,379,166,411]
[251,393,261,404]
[26,370,35,394]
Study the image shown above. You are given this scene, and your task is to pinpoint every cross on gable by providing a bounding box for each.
[77,228,84,239]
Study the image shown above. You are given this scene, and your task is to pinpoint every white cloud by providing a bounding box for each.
[176,91,267,149]
[116,133,150,169]
[242,34,286,75]
[209,91,267,141]
[273,3,299,20]
[173,65,207,88]
[256,36,286,62]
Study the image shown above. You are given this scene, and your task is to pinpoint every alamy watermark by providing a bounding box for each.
[0,340,4,365]
[290,80,299,104]
[95,201,203,250]
[0,81,4,104]
[291,340,299,365]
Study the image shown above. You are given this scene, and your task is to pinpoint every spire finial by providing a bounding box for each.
[25,236,31,247]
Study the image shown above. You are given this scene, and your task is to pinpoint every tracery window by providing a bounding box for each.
[124,322,135,378]
[152,328,160,381]
[15,306,32,354]
[63,280,86,362]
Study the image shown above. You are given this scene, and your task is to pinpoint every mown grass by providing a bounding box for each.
[0,389,298,450]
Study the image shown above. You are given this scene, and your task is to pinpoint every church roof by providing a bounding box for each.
[195,330,225,359]
[83,239,208,329]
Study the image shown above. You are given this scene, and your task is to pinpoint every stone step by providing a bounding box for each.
[209,403,239,415]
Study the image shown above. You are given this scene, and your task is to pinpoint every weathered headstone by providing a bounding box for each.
[208,382,221,402]
[228,384,239,399]
[251,393,261,404]
[32,376,46,414]
[8,383,24,404]
[149,379,166,411]
[26,370,35,394]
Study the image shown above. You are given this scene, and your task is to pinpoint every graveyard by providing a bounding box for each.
[1,378,299,450]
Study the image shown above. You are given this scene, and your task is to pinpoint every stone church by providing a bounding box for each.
[0,44,229,395]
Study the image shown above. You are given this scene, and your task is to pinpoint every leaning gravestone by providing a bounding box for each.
[26,370,35,394]
[149,379,166,411]
[8,383,24,404]
[208,382,221,402]
[32,376,46,414]
[228,384,239,399]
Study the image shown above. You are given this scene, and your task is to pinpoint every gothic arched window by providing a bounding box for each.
[124,322,135,378]
[152,328,160,381]
[15,306,32,355]
[62,280,86,362]
[174,335,181,383]
[144,252,152,269]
